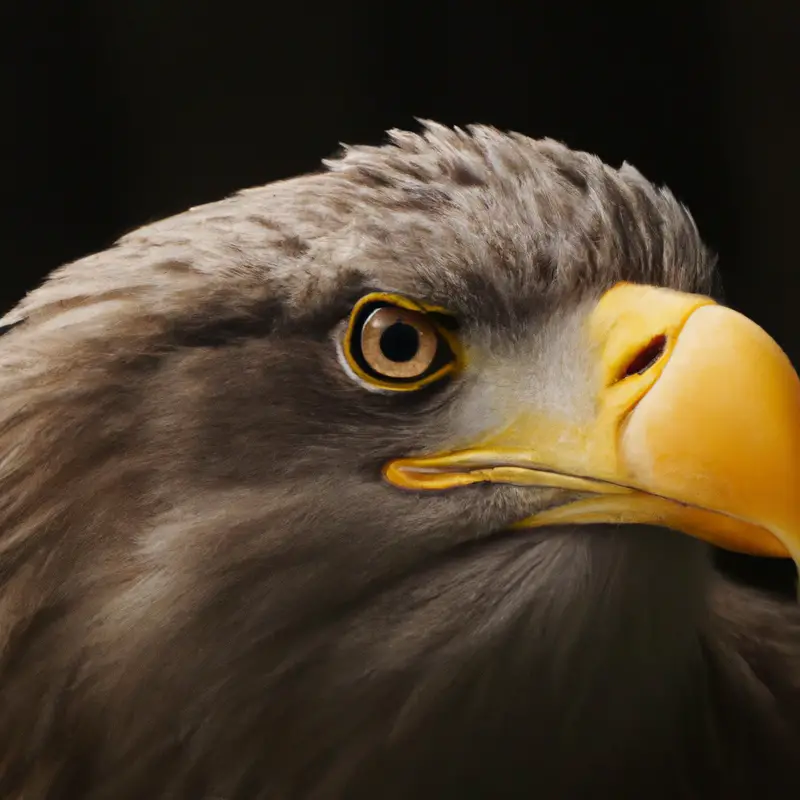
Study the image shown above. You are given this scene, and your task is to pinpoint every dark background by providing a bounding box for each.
[4,0,799,595]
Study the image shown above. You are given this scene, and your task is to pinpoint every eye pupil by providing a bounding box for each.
[380,322,420,363]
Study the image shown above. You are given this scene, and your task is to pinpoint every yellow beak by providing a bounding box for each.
[384,283,800,574]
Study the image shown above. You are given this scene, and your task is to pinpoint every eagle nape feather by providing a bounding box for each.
[0,122,799,800]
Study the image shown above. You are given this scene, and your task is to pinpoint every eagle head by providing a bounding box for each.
[1,123,799,799]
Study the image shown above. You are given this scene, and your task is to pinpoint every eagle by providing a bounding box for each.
[0,122,798,800]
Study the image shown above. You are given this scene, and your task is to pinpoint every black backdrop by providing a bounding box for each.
[4,0,799,595]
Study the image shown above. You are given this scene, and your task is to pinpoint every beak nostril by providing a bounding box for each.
[618,334,668,381]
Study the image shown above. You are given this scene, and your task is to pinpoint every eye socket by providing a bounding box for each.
[342,293,460,391]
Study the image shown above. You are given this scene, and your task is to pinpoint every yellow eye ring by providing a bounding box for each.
[341,293,461,392]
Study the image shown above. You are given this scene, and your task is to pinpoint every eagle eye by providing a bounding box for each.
[341,293,459,391]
